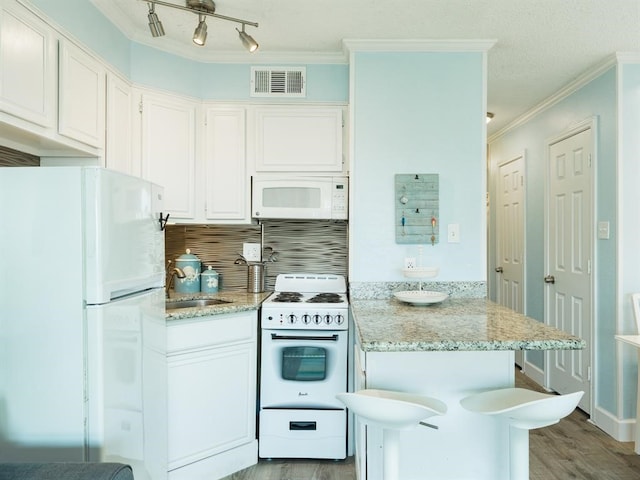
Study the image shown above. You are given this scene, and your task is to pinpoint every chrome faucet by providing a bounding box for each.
[166,260,186,298]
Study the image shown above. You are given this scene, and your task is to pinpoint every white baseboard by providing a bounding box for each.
[521,360,547,389]
[591,406,635,442]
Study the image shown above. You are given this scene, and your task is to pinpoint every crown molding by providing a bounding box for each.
[488,53,623,143]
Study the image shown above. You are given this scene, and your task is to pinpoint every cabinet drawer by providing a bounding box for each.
[168,311,256,353]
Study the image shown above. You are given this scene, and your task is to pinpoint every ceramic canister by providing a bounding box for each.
[174,249,201,294]
[201,265,219,293]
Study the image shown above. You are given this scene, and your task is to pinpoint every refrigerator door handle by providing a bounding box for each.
[159,212,170,231]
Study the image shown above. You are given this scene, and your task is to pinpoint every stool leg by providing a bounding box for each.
[382,428,401,480]
[509,426,529,480]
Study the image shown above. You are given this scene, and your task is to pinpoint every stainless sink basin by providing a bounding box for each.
[166,299,232,310]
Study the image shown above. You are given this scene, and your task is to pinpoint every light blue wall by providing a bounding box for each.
[350,51,486,282]
[488,68,621,415]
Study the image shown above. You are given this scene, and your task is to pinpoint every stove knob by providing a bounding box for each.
[323,314,333,325]
[334,314,345,325]
[287,314,297,324]
[301,314,312,324]
[313,314,323,325]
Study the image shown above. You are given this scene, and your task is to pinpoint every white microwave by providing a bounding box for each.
[252,176,348,220]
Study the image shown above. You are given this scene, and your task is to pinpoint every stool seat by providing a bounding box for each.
[337,389,447,429]
[337,389,446,480]
[461,387,583,480]
[460,387,583,429]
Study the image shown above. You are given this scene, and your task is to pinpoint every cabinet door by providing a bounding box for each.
[0,1,56,128]
[167,343,256,470]
[253,106,344,172]
[167,312,257,472]
[105,72,134,175]
[204,106,248,222]
[140,91,197,220]
[58,39,105,148]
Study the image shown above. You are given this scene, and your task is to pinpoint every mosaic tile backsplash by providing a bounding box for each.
[166,220,349,292]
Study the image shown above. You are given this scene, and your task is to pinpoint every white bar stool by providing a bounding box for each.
[337,389,447,480]
[460,387,583,480]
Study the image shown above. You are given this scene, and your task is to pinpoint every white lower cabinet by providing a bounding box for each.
[166,311,258,480]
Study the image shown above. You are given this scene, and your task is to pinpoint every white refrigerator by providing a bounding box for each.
[0,166,167,480]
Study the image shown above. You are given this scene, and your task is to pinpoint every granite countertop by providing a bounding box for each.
[351,297,585,352]
[165,290,272,320]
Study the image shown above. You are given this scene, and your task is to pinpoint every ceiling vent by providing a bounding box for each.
[251,67,306,97]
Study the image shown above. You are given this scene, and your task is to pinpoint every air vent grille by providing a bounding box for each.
[251,67,306,97]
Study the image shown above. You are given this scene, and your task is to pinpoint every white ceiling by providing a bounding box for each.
[93,0,640,135]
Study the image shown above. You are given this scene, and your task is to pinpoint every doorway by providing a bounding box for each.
[495,153,526,367]
[545,118,594,414]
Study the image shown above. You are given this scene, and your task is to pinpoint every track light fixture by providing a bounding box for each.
[236,24,259,52]
[486,112,494,123]
[143,0,259,52]
[147,3,165,37]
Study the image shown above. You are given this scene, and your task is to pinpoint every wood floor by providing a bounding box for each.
[224,369,640,479]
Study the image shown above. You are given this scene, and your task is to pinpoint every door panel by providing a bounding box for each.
[495,155,525,365]
[546,126,592,413]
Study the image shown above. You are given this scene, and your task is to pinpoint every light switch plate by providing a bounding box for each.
[447,224,460,243]
[243,242,261,262]
[597,221,610,240]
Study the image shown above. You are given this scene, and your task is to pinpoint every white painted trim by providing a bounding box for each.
[342,39,496,53]
[489,55,620,143]
[591,405,635,442]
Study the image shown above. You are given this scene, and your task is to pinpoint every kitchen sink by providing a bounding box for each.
[166,299,232,310]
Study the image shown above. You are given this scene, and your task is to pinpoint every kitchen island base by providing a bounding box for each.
[356,349,515,480]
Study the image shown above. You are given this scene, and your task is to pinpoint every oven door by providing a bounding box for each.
[260,328,347,409]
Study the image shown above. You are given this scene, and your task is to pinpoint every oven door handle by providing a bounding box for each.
[270,333,339,341]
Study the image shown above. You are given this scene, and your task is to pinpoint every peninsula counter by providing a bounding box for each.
[350,297,584,480]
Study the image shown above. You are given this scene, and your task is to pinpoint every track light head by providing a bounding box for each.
[147,3,165,37]
[236,24,259,53]
[486,112,494,123]
[193,15,207,46]
[145,0,258,51]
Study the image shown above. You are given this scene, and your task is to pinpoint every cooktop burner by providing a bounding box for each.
[307,293,343,303]
[271,292,304,303]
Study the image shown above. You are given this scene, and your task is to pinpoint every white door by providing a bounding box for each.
[546,122,593,413]
[495,154,526,366]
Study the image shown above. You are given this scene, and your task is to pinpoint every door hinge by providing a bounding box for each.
[587,365,592,382]
[138,100,143,114]
[587,259,592,275]
[588,153,592,168]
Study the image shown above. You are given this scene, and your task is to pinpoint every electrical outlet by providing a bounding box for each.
[243,242,262,262]
[404,257,416,269]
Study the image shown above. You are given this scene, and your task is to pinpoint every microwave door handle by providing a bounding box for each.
[270,333,339,341]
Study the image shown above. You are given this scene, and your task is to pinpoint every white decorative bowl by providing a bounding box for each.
[393,290,449,305]
[402,267,439,278]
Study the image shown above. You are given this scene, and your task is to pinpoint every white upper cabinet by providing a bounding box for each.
[105,72,135,175]
[58,39,106,149]
[203,105,248,222]
[253,105,344,172]
[0,0,56,129]
[139,90,198,220]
